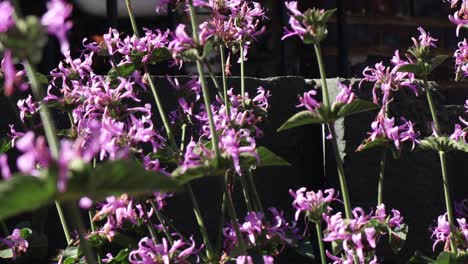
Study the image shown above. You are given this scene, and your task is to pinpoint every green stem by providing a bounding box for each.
[187,0,221,162]
[146,71,178,149]
[88,211,103,264]
[150,200,174,246]
[377,149,387,206]
[313,44,352,219]
[219,45,230,116]
[240,44,245,96]
[205,60,224,101]
[69,204,97,264]
[423,78,441,134]
[246,170,263,212]
[328,125,352,219]
[124,0,140,38]
[439,151,457,253]
[422,78,456,253]
[313,44,331,108]
[315,223,326,264]
[186,185,215,261]
[223,176,247,254]
[238,174,253,211]
[24,61,73,245]
[180,123,187,152]
[322,124,327,180]
[215,189,226,259]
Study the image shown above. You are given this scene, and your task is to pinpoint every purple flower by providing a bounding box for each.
[219,128,258,175]
[449,11,468,36]
[0,1,15,33]
[431,213,452,251]
[416,27,437,48]
[1,49,28,96]
[17,95,39,122]
[129,236,199,264]
[450,124,467,143]
[289,187,335,221]
[297,90,320,111]
[285,1,302,16]
[41,0,73,55]
[0,154,11,179]
[224,208,299,258]
[93,194,140,240]
[0,229,28,259]
[15,132,51,176]
[454,39,468,79]
[335,82,355,104]
[79,197,93,209]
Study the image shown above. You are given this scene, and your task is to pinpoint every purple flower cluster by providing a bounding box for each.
[361,60,416,106]
[366,109,420,150]
[454,39,468,80]
[289,187,335,222]
[41,0,73,54]
[128,236,199,264]
[93,194,147,241]
[297,81,356,112]
[447,0,468,36]
[181,86,271,175]
[223,208,299,261]
[324,204,405,264]
[0,229,29,260]
[431,213,468,252]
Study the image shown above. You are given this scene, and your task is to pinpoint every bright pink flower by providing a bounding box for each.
[41,0,73,54]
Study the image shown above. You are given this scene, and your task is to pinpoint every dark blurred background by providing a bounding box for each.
[2,0,467,263]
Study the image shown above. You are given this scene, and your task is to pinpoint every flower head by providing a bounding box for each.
[0,1,15,33]
[41,0,73,54]
[289,187,335,221]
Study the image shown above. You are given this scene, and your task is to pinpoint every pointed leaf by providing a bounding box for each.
[407,251,435,264]
[389,223,408,254]
[62,160,180,201]
[278,111,324,131]
[397,63,426,76]
[356,138,389,152]
[257,147,291,167]
[418,136,468,153]
[334,99,379,119]
[172,164,222,185]
[0,138,12,153]
[106,249,130,264]
[430,55,449,73]
[0,175,55,220]
[435,252,457,264]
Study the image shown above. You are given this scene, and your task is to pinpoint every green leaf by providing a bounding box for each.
[61,160,180,201]
[397,63,426,76]
[149,48,171,64]
[435,252,457,264]
[407,251,435,264]
[0,138,12,153]
[430,55,449,73]
[256,147,291,167]
[0,175,55,220]
[172,163,223,185]
[389,224,408,254]
[240,147,291,168]
[106,249,131,264]
[277,111,324,131]
[418,136,468,153]
[334,99,379,119]
[0,248,13,259]
[356,138,389,152]
[322,9,337,22]
[35,73,49,85]
[19,228,32,239]
[107,63,138,81]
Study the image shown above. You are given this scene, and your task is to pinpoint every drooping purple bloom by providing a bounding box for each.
[0,1,15,33]
[454,39,468,79]
[129,236,200,264]
[335,82,355,104]
[0,229,28,260]
[297,90,320,111]
[416,27,437,48]
[41,0,73,55]
[0,153,11,179]
[15,132,51,176]
[17,95,39,122]
[289,187,335,221]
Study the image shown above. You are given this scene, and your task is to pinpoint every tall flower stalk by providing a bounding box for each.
[124,0,216,260]
[423,77,457,253]
[314,44,352,219]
